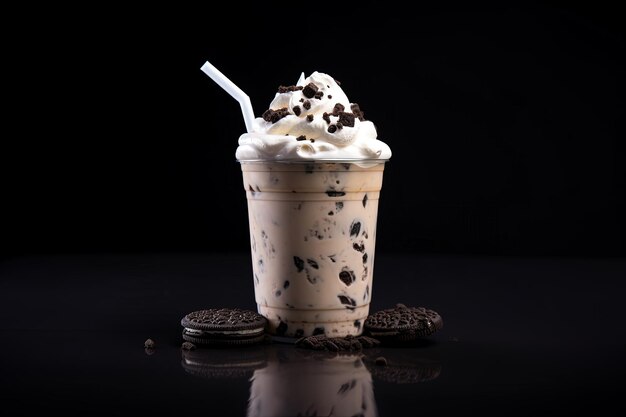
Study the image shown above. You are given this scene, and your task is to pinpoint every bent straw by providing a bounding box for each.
[200,61,255,133]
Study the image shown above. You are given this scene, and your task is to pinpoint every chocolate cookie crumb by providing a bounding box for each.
[296,135,307,141]
[262,107,290,123]
[338,112,356,127]
[336,122,343,130]
[328,94,332,99]
[181,341,196,351]
[303,100,311,110]
[306,114,314,122]
[322,112,331,124]
[332,103,345,115]
[314,91,324,99]
[302,82,319,98]
[293,105,301,116]
[328,124,337,133]
[144,338,155,349]
[350,103,365,121]
[278,85,303,93]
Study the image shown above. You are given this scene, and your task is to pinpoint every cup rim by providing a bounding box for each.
[237,158,389,164]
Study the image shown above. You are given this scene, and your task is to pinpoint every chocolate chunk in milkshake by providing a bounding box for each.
[307,259,319,269]
[362,194,368,207]
[294,256,305,272]
[276,321,288,336]
[338,295,357,307]
[353,242,365,252]
[303,100,311,110]
[293,105,301,116]
[326,190,346,197]
[350,221,361,237]
[306,114,314,122]
[339,268,356,286]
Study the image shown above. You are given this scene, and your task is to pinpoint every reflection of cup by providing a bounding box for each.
[247,347,378,417]
[240,161,387,338]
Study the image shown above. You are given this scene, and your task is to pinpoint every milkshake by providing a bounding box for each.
[237,72,391,338]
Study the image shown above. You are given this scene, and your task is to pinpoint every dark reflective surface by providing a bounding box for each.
[1,253,624,416]
[180,343,442,417]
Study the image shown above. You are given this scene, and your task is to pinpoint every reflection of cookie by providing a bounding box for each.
[364,304,443,344]
[181,346,268,379]
[181,308,268,346]
[363,350,442,384]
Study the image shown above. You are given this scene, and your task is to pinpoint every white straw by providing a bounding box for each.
[200,61,255,133]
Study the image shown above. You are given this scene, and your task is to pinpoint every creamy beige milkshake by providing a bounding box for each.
[236,72,391,338]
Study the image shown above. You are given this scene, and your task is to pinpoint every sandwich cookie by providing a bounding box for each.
[181,308,268,346]
[364,304,443,344]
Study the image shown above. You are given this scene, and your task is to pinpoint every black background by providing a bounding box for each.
[2,3,625,416]
[3,1,624,259]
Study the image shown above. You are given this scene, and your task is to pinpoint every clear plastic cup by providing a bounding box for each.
[239,160,387,338]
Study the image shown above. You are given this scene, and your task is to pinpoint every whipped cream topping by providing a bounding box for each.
[236,71,391,161]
